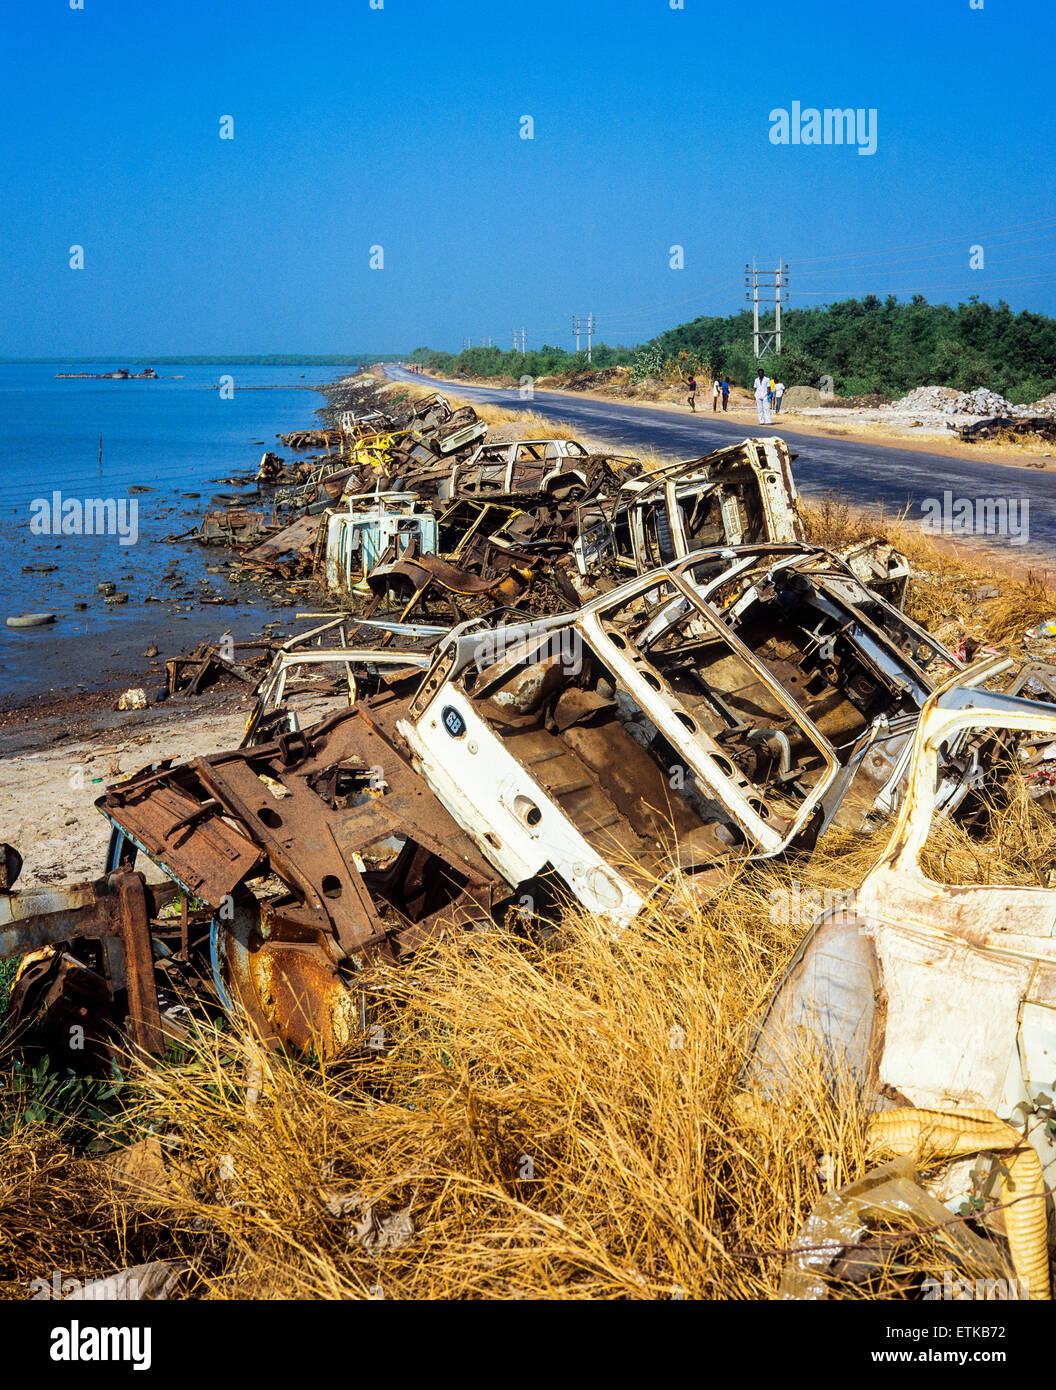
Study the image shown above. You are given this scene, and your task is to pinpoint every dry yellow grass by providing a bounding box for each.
[801,493,1056,653]
[2,399,1053,1301]
[2,796,1039,1300]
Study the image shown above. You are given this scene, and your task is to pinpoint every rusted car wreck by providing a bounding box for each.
[0,538,1011,1059]
[7,373,1055,1300]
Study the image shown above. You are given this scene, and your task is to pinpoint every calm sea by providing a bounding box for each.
[0,363,341,706]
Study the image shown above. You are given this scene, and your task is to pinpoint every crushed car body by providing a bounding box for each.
[745,685,1056,1298]
[396,550,984,924]
[96,703,509,1052]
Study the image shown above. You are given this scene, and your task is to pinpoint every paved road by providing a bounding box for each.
[387,366,1055,561]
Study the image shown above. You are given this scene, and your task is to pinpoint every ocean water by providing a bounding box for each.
[0,363,340,706]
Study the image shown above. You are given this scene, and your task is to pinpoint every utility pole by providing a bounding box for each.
[521,328,526,353]
[746,260,759,358]
[512,330,518,351]
[744,260,789,358]
[572,314,594,360]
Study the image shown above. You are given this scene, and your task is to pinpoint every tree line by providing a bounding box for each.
[409,295,1056,403]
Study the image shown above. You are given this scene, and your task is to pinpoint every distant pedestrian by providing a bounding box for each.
[712,378,720,411]
[721,377,730,411]
[686,375,697,412]
[754,369,772,425]
[774,380,785,414]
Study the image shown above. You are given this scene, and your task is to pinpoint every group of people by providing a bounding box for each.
[753,370,785,424]
[686,375,729,413]
[685,372,784,423]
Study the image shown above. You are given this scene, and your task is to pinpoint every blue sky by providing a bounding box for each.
[2,0,1054,356]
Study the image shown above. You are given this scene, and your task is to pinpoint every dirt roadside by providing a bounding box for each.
[407,370,1054,473]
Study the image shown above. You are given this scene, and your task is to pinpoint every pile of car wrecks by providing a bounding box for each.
[7,380,1056,1298]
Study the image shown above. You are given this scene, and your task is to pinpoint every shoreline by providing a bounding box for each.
[6,368,1055,758]
[0,367,343,724]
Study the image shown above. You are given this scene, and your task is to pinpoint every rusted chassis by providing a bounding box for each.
[0,861,166,1056]
[94,703,507,1052]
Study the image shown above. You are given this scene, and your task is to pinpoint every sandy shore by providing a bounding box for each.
[0,689,254,889]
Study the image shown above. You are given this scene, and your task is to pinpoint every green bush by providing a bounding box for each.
[411,295,1056,400]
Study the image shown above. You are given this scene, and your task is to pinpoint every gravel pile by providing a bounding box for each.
[892,386,960,412]
[950,387,1018,416]
[892,384,1056,419]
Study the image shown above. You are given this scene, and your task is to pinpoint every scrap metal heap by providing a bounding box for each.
[9,381,1056,1296]
[0,541,1019,1056]
[218,373,869,625]
[92,701,508,1053]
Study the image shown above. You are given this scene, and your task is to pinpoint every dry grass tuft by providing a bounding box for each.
[0,1129,192,1298]
[801,494,1056,653]
[1,790,1045,1299]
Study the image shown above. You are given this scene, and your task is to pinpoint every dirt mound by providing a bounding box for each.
[781,386,823,410]
[820,393,892,409]
[562,367,630,392]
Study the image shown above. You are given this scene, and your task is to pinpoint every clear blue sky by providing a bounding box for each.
[3,0,1054,356]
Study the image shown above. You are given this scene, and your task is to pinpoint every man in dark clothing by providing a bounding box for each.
[721,377,730,411]
[686,376,697,412]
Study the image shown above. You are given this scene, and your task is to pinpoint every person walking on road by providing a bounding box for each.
[754,369,772,425]
[774,380,785,414]
[712,378,720,411]
[686,375,697,412]
[721,377,730,411]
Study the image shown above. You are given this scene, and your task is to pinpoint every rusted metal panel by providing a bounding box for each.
[242,512,325,567]
[0,869,165,1056]
[112,871,165,1056]
[93,705,509,1048]
[100,776,266,903]
[197,507,274,547]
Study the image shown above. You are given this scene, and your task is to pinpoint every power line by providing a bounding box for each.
[793,243,1056,279]
[794,271,1056,295]
[792,214,1056,265]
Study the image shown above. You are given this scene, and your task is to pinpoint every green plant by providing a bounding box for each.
[0,958,18,1022]
[0,1055,126,1148]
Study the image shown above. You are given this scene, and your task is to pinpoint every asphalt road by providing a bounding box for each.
[386,365,1056,562]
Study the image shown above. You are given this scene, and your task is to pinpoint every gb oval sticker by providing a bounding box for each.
[442,705,466,738]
